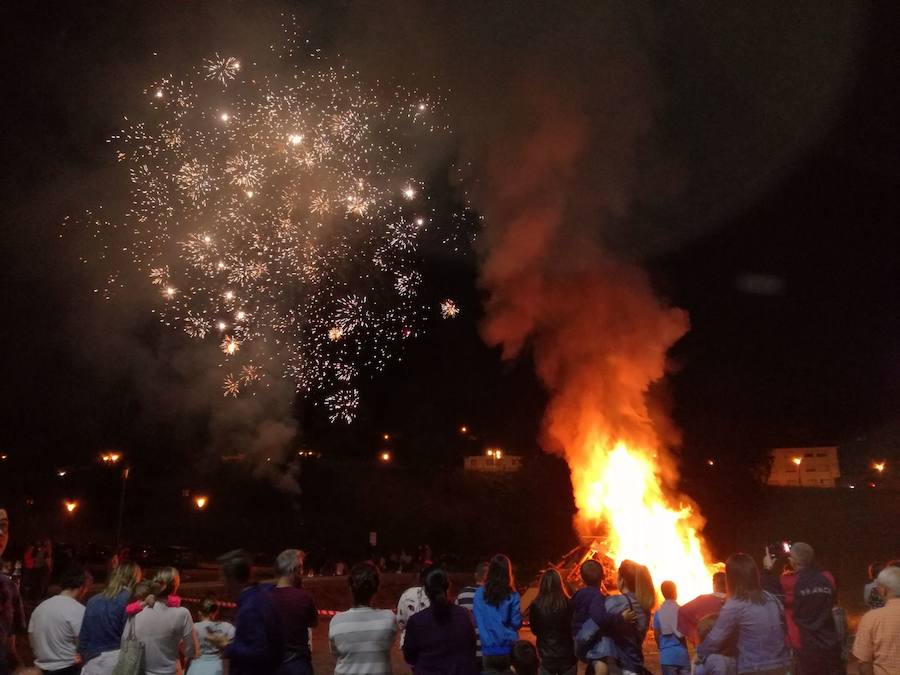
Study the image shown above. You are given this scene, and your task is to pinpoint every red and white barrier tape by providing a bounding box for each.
[180,597,389,616]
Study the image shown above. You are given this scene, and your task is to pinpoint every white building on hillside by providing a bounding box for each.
[767,447,840,488]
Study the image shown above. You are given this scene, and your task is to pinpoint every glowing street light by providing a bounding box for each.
[706,459,715,467]
[382,433,391,442]
[459,425,469,435]
[57,469,68,477]
[873,461,886,474]
[792,457,804,486]
[379,451,392,463]
[64,500,78,514]
[194,495,209,510]
[101,452,122,464]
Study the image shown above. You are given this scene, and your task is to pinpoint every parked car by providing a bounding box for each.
[128,544,155,567]
[84,543,113,565]
[151,546,200,569]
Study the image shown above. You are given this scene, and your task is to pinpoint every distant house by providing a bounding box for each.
[464,452,523,473]
[767,447,840,488]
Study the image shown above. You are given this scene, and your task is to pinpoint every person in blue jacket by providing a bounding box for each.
[79,562,142,675]
[210,550,284,675]
[472,554,522,673]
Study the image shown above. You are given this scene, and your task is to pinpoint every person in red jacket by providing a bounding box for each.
[762,542,842,675]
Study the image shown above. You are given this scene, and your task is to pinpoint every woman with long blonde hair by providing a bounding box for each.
[79,562,142,675]
[128,567,198,675]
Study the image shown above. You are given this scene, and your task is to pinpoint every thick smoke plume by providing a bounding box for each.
[338,1,694,511]
[337,0,860,519]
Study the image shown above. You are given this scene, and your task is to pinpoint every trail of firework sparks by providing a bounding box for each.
[76,31,470,421]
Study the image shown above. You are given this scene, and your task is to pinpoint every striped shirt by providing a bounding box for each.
[329,606,397,675]
[456,585,482,658]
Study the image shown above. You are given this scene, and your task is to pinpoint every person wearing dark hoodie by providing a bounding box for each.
[569,560,604,640]
[472,555,522,673]
[210,550,283,675]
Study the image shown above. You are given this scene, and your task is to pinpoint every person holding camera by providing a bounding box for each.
[761,542,842,675]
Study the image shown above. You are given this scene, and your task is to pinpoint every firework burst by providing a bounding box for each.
[204,54,241,84]
[440,299,460,319]
[78,33,471,421]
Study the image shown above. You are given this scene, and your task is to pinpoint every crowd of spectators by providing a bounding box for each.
[0,504,898,675]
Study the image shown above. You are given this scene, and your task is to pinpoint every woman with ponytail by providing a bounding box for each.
[128,567,198,674]
[402,568,478,675]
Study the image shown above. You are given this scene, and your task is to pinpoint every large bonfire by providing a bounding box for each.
[475,98,718,600]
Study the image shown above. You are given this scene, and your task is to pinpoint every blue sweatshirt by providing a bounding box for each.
[569,587,602,638]
[224,584,284,675]
[79,590,130,663]
[471,587,522,656]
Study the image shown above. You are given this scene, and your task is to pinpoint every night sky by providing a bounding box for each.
[2,0,899,490]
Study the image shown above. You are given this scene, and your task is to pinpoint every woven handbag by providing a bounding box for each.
[111,616,145,675]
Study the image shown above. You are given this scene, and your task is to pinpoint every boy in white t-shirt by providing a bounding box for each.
[29,567,89,675]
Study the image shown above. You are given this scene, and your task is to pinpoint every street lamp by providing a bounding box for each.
[792,457,803,486]
[115,466,130,548]
[459,425,469,435]
[101,452,122,464]
[194,495,209,510]
[379,451,392,463]
[64,500,78,514]
[873,461,886,474]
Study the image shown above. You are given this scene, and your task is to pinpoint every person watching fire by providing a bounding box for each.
[761,542,842,675]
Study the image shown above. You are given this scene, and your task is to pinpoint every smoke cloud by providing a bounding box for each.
[333,0,862,509]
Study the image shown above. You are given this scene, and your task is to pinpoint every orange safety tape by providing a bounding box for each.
[180,597,393,616]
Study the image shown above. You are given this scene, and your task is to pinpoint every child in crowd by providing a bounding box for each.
[693,614,736,675]
[653,581,690,675]
[510,640,539,675]
[187,598,235,675]
[125,581,156,615]
[570,560,605,638]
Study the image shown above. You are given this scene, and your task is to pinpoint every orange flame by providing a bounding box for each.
[574,441,717,601]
